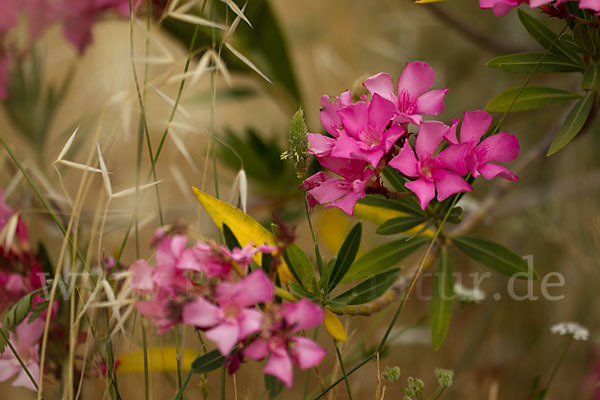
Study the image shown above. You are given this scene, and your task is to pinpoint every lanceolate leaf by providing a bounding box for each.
[486,86,582,113]
[573,24,596,57]
[486,53,584,74]
[282,243,316,290]
[376,216,429,236]
[193,188,294,283]
[265,374,284,399]
[358,195,424,216]
[430,247,453,350]
[222,223,241,250]
[191,349,226,373]
[547,91,595,156]
[517,9,582,65]
[324,309,347,342]
[328,223,362,292]
[342,236,429,284]
[582,64,600,91]
[331,268,402,306]
[452,236,537,278]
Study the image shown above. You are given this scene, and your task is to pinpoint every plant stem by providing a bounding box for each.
[0,329,42,396]
[334,340,353,400]
[540,337,573,399]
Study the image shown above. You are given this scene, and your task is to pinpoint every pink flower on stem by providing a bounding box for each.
[305,158,375,216]
[244,299,326,388]
[320,90,352,136]
[445,110,520,181]
[156,234,200,273]
[331,94,405,168]
[0,318,44,391]
[479,0,600,16]
[363,62,449,126]
[182,270,274,356]
[389,121,472,210]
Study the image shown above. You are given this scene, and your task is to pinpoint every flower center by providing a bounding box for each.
[224,303,240,319]
[397,89,416,114]
[358,125,381,148]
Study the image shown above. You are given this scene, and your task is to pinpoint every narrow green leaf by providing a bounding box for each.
[265,374,284,399]
[328,223,362,292]
[452,236,538,278]
[0,327,8,353]
[376,216,428,236]
[547,91,594,156]
[517,9,582,65]
[332,268,402,306]
[222,223,241,250]
[282,244,317,290]
[4,292,36,329]
[430,247,453,350]
[382,166,410,192]
[486,53,584,73]
[446,207,463,224]
[486,86,582,112]
[573,24,596,57]
[319,257,336,290]
[358,195,424,216]
[582,64,600,90]
[559,35,584,54]
[342,236,430,284]
[191,349,225,373]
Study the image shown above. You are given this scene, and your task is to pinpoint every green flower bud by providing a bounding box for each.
[281,107,309,179]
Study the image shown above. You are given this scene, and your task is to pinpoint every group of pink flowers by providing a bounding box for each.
[130,230,326,388]
[479,0,600,16]
[0,0,137,99]
[304,62,520,214]
[0,191,50,391]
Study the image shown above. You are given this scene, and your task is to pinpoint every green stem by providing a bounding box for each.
[334,340,353,400]
[220,366,226,399]
[141,322,150,400]
[210,0,220,199]
[173,370,193,400]
[174,326,184,396]
[540,337,573,399]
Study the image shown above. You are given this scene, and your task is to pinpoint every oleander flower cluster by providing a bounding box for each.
[304,62,521,214]
[479,0,600,17]
[129,229,326,388]
[0,0,138,99]
[0,191,52,391]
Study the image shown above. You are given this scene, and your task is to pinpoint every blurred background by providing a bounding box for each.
[0,0,598,398]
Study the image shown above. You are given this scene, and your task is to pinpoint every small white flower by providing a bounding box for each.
[453,282,486,304]
[550,322,589,341]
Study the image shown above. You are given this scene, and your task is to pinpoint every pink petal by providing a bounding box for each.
[388,142,420,177]
[338,101,369,139]
[155,238,175,268]
[362,73,395,102]
[182,297,220,328]
[264,349,294,388]
[217,269,274,307]
[415,88,448,116]
[206,322,240,356]
[397,61,436,99]
[405,178,436,210]
[15,318,44,348]
[290,337,326,369]
[283,299,324,333]
[238,309,263,339]
[393,113,423,126]
[0,359,18,382]
[478,163,518,181]
[130,259,154,292]
[170,235,188,258]
[309,178,348,204]
[176,248,201,272]
[328,191,362,216]
[477,132,520,163]
[307,133,335,157]
[244,338,269,361]
[415,121,448,160]
[330,132,363,160]
[580,0,600,11]
[432,170,473,201]
[437,143,469,176]
[460,110,492,144]
[382,125,406,153]
[368,93,397,132]
[136,299,166,320]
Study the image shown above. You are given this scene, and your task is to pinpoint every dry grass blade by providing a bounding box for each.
[224,42,272,83]
[220,0,252,28]
[96,143,113,197]
[0,213,19,249]
[57,160,105,174]
[56,127,80,162]
[169,129,199,172]
[168,11,228,30]
[150,85,191,118]
[132,19,174,65]
[4,169,23,199]
[111,180,163,199]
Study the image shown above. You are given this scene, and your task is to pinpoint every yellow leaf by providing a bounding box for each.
[415,0,447,3]
[192,187,293,283]
[324,309,347,342]
[117,347,197,374]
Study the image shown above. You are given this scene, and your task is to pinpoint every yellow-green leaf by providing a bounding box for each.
[117,347,197,374]
[324,309,347,342]
[193,187,293,283]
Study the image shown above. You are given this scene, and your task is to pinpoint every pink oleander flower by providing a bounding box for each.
[155,234,200,273]
[389,121,472,210]
[0,1,20,33]
[445,110,520,181]
[0,318,44,391]
[363,62,449,126]
[182,270,274,355]
[192,241,276,279]
[480,0,600,16]
[304,158,375,215]
[329,94,406,168]
[244,299,326,388]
